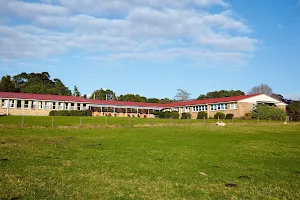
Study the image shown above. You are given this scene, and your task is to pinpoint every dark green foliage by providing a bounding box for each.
[73,85,81,97]
[214,112,225,119]
[90,88,116,100]
[252,105,285,120]
[0,76,16,92]
[118,94,147,102]
[242,113,253,120]
[153,111,165,118]
[197,111,207,119]
[181,113,191,119]
[197,90,245,100]
[287,101,300,121]
[0,72,71,95]
[49,110,91,116]
[225,114,234,119]
[171,111,180,119]
[164,111,171,119]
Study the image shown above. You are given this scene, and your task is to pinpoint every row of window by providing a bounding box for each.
[1,99,87,110]
[174,103,238,113]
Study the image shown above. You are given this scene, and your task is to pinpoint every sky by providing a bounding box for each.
[0,0,299,100]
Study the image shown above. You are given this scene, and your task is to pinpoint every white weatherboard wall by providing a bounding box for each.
[238,94,287,105]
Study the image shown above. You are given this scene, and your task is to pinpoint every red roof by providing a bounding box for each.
[0,92,90,103]
[165,94,259,107]
[0,92,259,108]
[89,99,166,108]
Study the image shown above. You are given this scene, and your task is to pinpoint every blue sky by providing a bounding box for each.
[0,0,299,100]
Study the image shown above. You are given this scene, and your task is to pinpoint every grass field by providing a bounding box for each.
[1,116,300,199]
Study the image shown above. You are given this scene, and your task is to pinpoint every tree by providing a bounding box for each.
[197,90,245,100]
[158,98,174,104]
[248,83,273,96]
[0,76,16,92]
[287,101,300,121]
[147,98,160,103]
[73,85,81,97]
[90,88,116,100]
[174,89,191,101]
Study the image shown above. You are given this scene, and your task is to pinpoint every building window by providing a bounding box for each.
[65,103,69,110]
[32,101,36,109]
[45,102,50,109]
[230,103,237,110]
[70,103,75,110]
[2,99,8,108]
[17,100,22,108]
[185,107,190,112]
[38,102,43,109]
[83,104,87,110]
[77,104,81,110]
[52,102,56,110]
[58,103,63,110]
[210,104,228,111]
[24,101,29,109]
[9,100,15,108]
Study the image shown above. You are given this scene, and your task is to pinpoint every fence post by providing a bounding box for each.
[150,117,152,126]
[129,117,131,127]
[170,117,172,125]
[80,117,82,126]
[218,116,220,122]
[232,116,234,124]
[105,117,108,126]
[257,117,259,124]
[52,116,54,127]
[22,116,24,126]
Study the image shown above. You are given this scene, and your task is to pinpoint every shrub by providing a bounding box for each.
[171,111,180,119]
[287,101,300,121]
[49,110,92,116]
[252,105,285,120]
[164,111,172,119]
[242,112,252,120]
[225,114,234,119]
[181,112,191,119]
[197,111,207,119]
[214,112,225,119]
[86,109,93,116]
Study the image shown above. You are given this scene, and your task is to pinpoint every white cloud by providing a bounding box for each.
[0,0,258,66]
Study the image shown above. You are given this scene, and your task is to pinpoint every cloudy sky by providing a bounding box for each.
[0,0,299,99]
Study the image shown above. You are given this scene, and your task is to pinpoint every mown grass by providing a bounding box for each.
[0,117,300,199]
[0,115,288,128]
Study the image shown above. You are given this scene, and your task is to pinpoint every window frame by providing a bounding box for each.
[1,99,8,108]
[24,100,29,109]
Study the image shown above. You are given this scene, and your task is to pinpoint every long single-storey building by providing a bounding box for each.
[0,92,287,118]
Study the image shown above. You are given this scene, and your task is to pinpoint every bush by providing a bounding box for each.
[181,112,191,119]
[49,110,92,116]
[225,114,234,119]
[287,101,300,121]
[164,111,172,119]
[171,111,180,119]
[252,105,285,120]
[214,112,225,119]
[197,111,207,119]
[242,112,252,120]
[86,109,93,116]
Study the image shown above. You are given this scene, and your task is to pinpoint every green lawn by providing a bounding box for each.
[0,117,300,199]
[0,115,288,128]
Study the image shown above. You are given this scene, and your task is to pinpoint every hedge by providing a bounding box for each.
[214,112,225,119]
[251,105,285,120]
[49,110,92,116]
[225,114,234,119]
[153,111,179,119]
[197,111,207,119]
[181,113,191,119]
